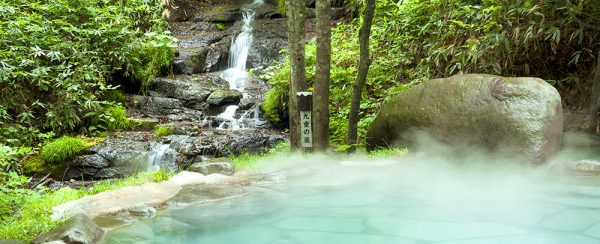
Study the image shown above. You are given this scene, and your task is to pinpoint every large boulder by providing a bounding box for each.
[206,89,243,106]
[366,74,563,163]
[33,214,105,244]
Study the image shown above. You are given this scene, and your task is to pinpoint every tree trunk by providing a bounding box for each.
[287,0,308,150]
[347,0,376,153]
[313,0,331,151]
[590,50,600,134]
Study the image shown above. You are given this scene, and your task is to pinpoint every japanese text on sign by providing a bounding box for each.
[300,111,312,148]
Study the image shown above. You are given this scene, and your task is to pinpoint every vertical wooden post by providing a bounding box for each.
[590,50,600,134]
[297,92,313,152]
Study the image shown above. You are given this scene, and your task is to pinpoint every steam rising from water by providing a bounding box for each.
[107,138,600,243]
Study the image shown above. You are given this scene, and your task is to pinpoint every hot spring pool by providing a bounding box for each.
[105,154,600,244]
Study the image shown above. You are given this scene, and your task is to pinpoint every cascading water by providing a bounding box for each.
[146,143,172,171]
[220,11,255,91]
[216,3,266,130]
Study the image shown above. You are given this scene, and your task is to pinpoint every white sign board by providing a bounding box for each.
[300,111,313,148]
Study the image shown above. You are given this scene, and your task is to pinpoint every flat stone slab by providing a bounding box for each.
[51,171,244,221]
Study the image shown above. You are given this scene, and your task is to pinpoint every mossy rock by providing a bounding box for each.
[206,89,243,106]
[24,136,98,176]
[128,118,159,131]
[366,74,563,163]
[199,5,242,22]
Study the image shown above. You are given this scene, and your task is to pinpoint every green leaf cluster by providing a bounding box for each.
[0,0,176,146]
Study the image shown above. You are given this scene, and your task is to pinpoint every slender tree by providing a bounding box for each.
[286,0,308,150]
[590,50,600,134]
[347,0,376,153]
[313,0,331,151]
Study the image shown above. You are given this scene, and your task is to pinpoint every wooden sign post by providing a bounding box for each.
[297,92,313,151]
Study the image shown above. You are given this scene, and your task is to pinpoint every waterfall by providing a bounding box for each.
[220,11,255,91]
[217,5,260,130]
[147,143,172,171]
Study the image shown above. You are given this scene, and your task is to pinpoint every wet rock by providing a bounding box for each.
[206,89,243,106]
[150,75,229,108]
[366,74,563,163]
[70,154,110,169]
[129,95,184,116]
[173,39,230,75]
[128,206,157,217]
[167,184,248,206]
[191,21,218,32]
[192,132,285,157]
[197,5,242,22]
[248,19,288,69]
[238,98,257,110]
[188,157,235,176]
[32,213,105,244]
[205,43,231,72]
[94,167,130,179]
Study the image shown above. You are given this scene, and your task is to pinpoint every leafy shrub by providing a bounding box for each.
[263,0,600,146]
[0,145,31,174]
[39,136,93,165]
[0,0,175,146]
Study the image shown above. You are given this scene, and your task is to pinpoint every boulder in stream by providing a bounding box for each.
[366,74,563,163]
[33,213,105,244]
[206,89,243,106]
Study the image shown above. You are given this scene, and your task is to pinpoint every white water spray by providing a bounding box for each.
[221,11,255,91]
[217,4,261,130]
[147,143,172,171]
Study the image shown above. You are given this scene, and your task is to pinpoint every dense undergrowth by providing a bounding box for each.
[0,0,176,148]
[263,0,600,147]
[0,169,173,241]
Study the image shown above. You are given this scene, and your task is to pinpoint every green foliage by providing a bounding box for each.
[153,125,174,137]
[103,89,128,104]
[264,0,600,146]
[0,0,175,146]
[39,136,93,166]
[0,144,31,174]
[367,147,408,158]
[232,142,290,171]
[0,170,173,241]
[216,23,226,30]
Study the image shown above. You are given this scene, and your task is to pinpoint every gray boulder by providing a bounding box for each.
[173,40,230,75]
[206,89,243,106]
[150,75,229,109]
[188,157,235,176]
[248,19,288,69]
[70,154,110,169]
[33,214,104,244]
[366,74,563,163]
